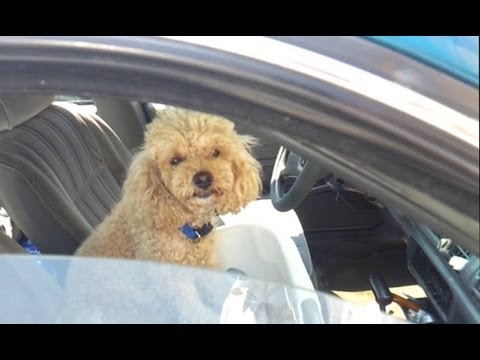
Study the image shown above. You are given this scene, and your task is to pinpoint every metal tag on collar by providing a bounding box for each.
[191,231,201,243]
[180,224,202,243]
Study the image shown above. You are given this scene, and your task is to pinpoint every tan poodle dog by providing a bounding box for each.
[76,108,263,269]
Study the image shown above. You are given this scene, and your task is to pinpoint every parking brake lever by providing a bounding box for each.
[368,274,422,313]
[368,274,393,312]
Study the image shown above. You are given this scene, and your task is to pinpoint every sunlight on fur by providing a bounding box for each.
[76,107,263,269]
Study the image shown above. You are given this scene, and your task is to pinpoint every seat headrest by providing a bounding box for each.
[0,95,54,131]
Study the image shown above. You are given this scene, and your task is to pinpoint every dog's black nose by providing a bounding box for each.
[193,171,213,190]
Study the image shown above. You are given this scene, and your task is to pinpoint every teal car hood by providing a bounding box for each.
[366,36,479,87]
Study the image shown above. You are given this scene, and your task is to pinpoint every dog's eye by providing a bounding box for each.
[212,149,220,158]
[170,157,183,166]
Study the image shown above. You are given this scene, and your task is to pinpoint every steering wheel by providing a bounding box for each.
[270,147,333,212]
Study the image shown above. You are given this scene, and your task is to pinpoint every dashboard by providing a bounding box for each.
[391,209,480,324]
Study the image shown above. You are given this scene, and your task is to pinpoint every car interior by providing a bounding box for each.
[0,94,478,324]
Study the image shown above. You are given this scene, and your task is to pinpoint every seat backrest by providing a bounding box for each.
[0,95,131,254]
[94,98,151,153]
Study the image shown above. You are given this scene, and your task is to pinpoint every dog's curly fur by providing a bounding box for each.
[76,108,263,269]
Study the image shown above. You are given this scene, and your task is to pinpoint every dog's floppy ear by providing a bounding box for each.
[122,149,185,229]
[217,134,263,215]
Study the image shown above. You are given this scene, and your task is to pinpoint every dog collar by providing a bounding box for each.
[180,222,214,243]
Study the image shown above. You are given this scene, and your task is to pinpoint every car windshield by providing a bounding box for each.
[0,255,406,324]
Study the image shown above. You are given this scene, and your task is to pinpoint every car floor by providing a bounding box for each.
[304,209,420,320]
[333,285,426,320]
[309,236,415,291]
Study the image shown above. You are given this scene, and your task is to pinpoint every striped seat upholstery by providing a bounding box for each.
[0,96,131,254]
